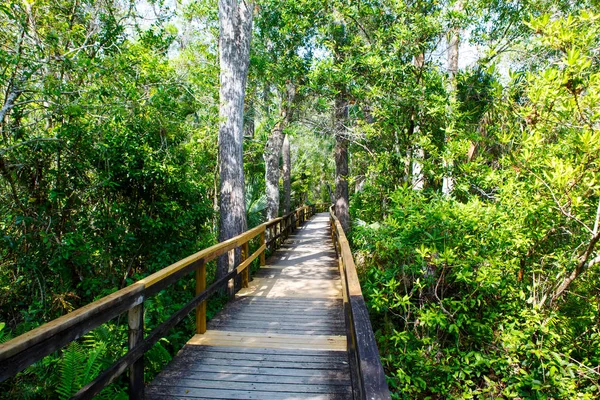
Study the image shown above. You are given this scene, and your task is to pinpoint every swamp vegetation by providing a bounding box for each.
[0,0,599,398]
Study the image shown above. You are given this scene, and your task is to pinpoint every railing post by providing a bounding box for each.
[227,248,235,298]
[276,221,281,249]
[128,303,144,400]
[296,210,300,228]
[195,261,206,334]
[331,219,339,259]
[241,241,249,288]
[260,229,266,266]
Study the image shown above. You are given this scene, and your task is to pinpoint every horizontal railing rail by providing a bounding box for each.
[329,206,391,400]
[0,205,315,399]
[264,205,316,252]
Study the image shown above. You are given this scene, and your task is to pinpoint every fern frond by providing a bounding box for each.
[80,342,107,386]
[57,342,85,400]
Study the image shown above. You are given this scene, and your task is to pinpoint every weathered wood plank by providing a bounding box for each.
[183,345,348,357]
[167,364,351,378]
[149,378,353,394]
[173,351,349,367]
[187,331,347,352]
[210,318,344,330]
[146,386,350,400]
[179,349,349,363]
[155,370,351,385]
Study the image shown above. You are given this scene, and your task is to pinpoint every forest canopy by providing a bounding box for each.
[1,0,599,398]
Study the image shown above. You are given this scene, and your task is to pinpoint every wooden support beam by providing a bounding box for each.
[260,231,266,266]
[128,303,144,400]
[241,242,249,288]
[195,261,207,334]
[227,248,236,298]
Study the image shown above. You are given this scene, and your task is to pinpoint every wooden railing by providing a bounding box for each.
[0,205,315,399]
[330,206,391,400]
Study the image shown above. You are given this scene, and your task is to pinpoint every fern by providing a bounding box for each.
[57,340,109,399]
[81,343,107,385]
[0,322,12,344]
[57,342,85,400]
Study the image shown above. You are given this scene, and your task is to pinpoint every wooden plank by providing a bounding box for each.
[148,378,352,394]
[217,307,343,317]
[175,350,348,366]
[211,318,343,328]
[235,244,266,275]
[179,349,349,363]
[164,364,350,378]
[196,262,207,334]
[260,231,266,266]
[173,357,348,370]
[154,370,351,385]
[187,331,347,351]
[146,386,350,400]
[224,306,342,315]
[128,303,144,400]
[184,345,348,358]
[189,339,346,352]
[241,242,249,288]
[194,330,344,341]
[236,298,342,306]
[212,327,343,336]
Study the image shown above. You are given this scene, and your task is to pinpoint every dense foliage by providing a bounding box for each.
[345,4,600,399]
[1,0,599,398]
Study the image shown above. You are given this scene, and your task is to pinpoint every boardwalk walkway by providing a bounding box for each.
[146,212,352,399]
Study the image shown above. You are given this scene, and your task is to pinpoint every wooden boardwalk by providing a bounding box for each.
[146,213,352,399]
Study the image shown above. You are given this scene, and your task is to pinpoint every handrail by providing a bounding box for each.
[0,205,316,399]
[329,206,391,400]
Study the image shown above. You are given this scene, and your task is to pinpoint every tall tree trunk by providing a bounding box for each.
[264,123,285,221]
[411,53,425,190]
[443,0,461,196]
[282,134,291,214]
[264,83,295,221]
[217,0,253,284]
[334,93,350,233]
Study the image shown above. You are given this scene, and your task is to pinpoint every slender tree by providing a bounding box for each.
[332,18,351,233]
[217,0,253,282]
[282,134,291,214]
[442,0,462,195]
[264,82,295,221]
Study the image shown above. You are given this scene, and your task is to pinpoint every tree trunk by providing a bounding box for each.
[334,93,350,233]
[443,0,461,196]
[264,83,295,221]
[264,123,284,221]
[217,0,253,284]
[282,134,291,214]
[411,53,425,190]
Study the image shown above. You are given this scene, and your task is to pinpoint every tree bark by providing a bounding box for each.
[282,134,291,214]
[411,53,425,190]
[217,0,253,283]
[264,123,285,221]
[264,83,295,221]
[443,0,461,196]
[334,93,350,233]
